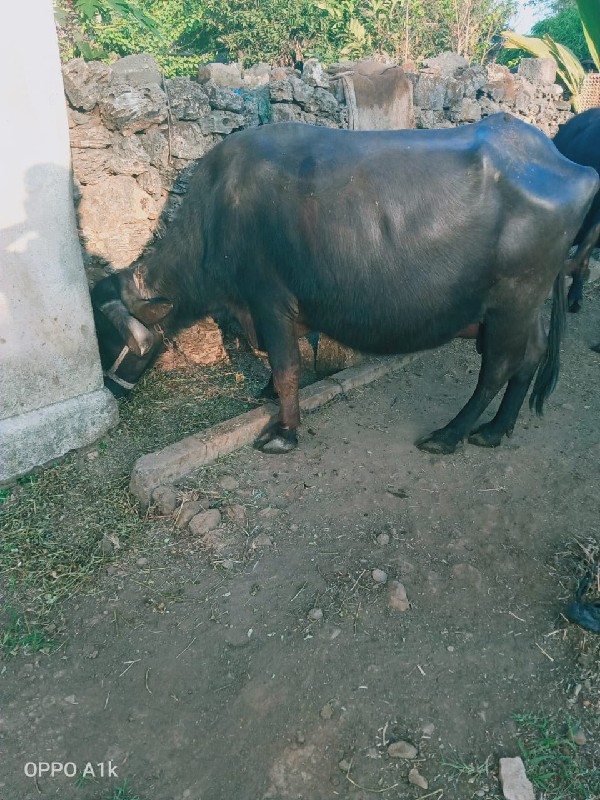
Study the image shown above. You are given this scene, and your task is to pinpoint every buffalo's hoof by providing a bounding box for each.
[416,431,460,454]
[468,426,504,448]
[591,342,600,354]
[568,301,582,313]
[261,435,298,454]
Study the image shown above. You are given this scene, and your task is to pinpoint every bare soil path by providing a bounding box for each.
[2,286,600,800]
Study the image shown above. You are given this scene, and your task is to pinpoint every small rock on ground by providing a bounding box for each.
[372,568,388,583]
[387,740,417,759]
[499,757,535,800]
[376,533,390,545]
[252,532,273,548]
[320,703,333,720]
[408,767,428,789]
[176,500,205,529]
[151,485,178,515]
[223,504,247,526]
[189,509,222,536]
[388,580,410,611]
[219,476,239,491]
[308,608,323,621]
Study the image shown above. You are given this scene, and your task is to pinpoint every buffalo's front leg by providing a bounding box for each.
[255,316,301,454]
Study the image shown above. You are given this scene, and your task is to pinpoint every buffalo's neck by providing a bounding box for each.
[141,233,218,326]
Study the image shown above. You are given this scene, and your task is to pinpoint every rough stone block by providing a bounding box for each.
[269,79,294,103]
[63,59,113,111]
[170,121,216,160]
[198,62,244,89]
[422,51,468,78]
[290,76,315,106]
[165,77,210,120]
[204,83,244,112]
[99,84,168,135]
[243,63,271,87]
[270,103,304,123]
[198,111,244,135]
[68,117,113,149]
[111,53,162,87]
[450,97,482,122]
[139,129,170,170]
[413,72,446,110]
[302,59,331,89]
[71,148,109,185]
[78,174,157,267]
[107,135,151,176]
[518,57,557,86]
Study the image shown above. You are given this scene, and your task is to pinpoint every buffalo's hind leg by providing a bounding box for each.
[469,313,546,447]
[416,310,533,454]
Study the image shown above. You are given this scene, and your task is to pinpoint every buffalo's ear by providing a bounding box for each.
[129,297,173,325]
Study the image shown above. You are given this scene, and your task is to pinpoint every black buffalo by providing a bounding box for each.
[92,114,598,454]
[553,108,600,317]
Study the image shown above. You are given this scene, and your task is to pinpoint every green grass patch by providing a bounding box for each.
[0,349,269,638]
[101,781,144,800]
[514,713,600,800]
[0,604,55,657]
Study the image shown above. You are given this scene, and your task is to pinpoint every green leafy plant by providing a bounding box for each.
[576,0,600,69]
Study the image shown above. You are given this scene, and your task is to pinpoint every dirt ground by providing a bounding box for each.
[2,285,600,800]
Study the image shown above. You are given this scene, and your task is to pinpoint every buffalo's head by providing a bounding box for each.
[91,267,173,397]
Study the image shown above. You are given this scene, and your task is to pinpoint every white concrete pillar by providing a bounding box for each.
[0,1,118,481]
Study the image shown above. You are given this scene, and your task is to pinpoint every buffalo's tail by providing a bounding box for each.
[529,272,567,415]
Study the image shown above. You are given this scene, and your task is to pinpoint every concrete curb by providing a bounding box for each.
[129,354,413,506]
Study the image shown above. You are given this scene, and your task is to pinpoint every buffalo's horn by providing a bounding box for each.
[99,298,156,357]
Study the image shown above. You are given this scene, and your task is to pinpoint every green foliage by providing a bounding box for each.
[56,0,517,73]
[575,0,600,69]
[531,6,592,62]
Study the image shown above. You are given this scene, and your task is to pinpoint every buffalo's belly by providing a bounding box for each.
[299,300,482,355]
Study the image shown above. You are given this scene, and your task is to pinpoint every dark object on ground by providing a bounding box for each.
[565,565,600,634]
[553,109,600,317]
[91,115,598,455]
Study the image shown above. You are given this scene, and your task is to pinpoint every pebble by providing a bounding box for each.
[259,506,281,519]
[338,759,351,772]
[408,768,428,789]
[100,538,114,555]
[136,557,148,567]
[176,501,205,529]
[219,476,239,491]
[221,558,235,570]
[320,703,333,720]
[188,509,222,536]
[372,568,388,584]
[252,532,273,548]
[223,504,247,526]
[388,580,410,611]
[570,727,587,746]
[151,485,178,515]
[296,731,305,744]
[308,608,324,622]
[376,533,390,545]
[388,740,417,759]
[422,722,435,736]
